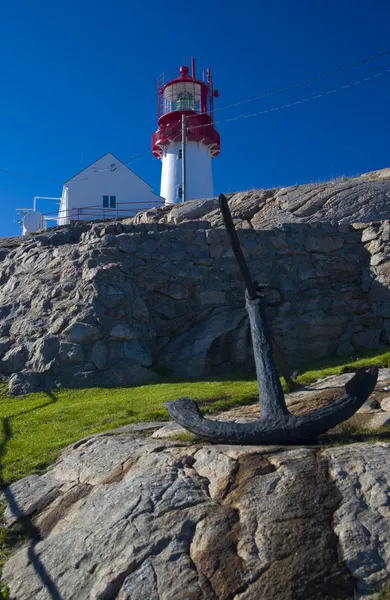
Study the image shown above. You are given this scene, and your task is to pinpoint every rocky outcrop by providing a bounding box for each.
[3,432,390,599]
[3,371,390,599]
[130,168,390,230]
[1,170,390,393]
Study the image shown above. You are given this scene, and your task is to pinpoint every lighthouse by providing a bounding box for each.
[152,59,220,205]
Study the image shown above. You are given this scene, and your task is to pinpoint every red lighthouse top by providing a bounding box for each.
[152,59,220,159]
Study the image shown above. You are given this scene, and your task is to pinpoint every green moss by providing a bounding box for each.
[167,432,205,444]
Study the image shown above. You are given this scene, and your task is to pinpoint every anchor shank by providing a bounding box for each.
[246,293,289,418]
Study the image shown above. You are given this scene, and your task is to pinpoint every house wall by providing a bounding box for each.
[57,155,162,225]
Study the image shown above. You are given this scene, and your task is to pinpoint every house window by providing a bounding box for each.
[178,149,182,159]
[103,195,116,208]
[177,187,183,200]
[110,163,116,171]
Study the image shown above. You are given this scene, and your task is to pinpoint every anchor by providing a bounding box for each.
[165,194,378,444]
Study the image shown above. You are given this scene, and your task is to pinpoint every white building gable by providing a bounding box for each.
[57,153,162,225]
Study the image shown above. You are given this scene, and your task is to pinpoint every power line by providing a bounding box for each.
[2,49,390,184]
[178,48,390,127]
[86,48,390,174]
[186,66,390,133]
[96,48,390,170]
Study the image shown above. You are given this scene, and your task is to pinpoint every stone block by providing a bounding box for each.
[132,296,149,321]
[199,291,226,306]
[63,323,102,344]
[368,280,390,303]
[58,342,84,364]
[124,340,152,367]
[304,235,344,253]
[110,324,136,341]
[92,340,108,370]
[8,372,39,396]
[361,226,379,243]
[352,329,383,350]
[370,253,386,267]
[0,345,26,373]
[29,335,60,373]
[98,285,125,308]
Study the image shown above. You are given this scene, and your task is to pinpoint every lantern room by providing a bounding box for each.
[159,65,208,119]
[153,60,220,160]
[161,68,202,115]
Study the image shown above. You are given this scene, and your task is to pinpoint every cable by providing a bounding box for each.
[3,49,390,183]
[87,48,390,174]
[186,66,390,133]
[178,48,390,127]
[95,48,390,171]
[80,61,390,173]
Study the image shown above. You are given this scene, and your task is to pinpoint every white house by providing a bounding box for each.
[57,153,162,225]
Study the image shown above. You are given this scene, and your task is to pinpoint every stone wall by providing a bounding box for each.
[0,218,390,394]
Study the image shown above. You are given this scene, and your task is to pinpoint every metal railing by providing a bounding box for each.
[42,198,165,228]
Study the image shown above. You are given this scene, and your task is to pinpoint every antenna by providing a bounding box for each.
[23,211,42,234]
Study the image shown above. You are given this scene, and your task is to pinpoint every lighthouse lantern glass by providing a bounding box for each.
[162,82,202,116]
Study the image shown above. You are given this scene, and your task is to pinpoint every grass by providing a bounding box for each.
[0,378,262,487]
[1,350,390,597]
[1,348,390,488]
[320,421,390,447]
[294,349,390,386]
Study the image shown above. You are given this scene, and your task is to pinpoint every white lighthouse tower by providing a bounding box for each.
[152,59,220,205]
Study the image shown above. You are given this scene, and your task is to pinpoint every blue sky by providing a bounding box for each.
[1,0,389,237]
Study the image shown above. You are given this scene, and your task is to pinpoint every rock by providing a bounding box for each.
[63,322,102,344]
[0,337,12,358]
[304,234,344,253]
[352,329,383,350]
[123,340,152,367]
[2,169,390,394]
[0,345,26,373]
[364,413,390,430]
[165,309,248,376]
[91,340,108,370]
[357,398,382,413]
[3,472,61,526]
[132,296,149,321]
[58,342,84,364]
[380,396,390,412]
[152,422,186,438]
[29,335,60,372]
[326,444,390,594]
[166,197,217,224]
[5,437,390,599]
[0,248,9,262]
[97,284,125,308]
[110,324,136,341]
[8,371,39,395]
[362,225,379,243]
